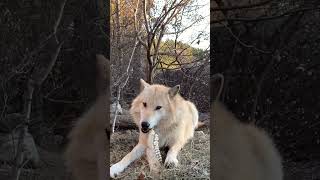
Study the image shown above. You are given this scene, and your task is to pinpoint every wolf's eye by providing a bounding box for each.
[143,102,147,107]
[155,106,162,110]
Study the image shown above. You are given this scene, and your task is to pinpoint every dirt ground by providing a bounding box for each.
[110,128,210,180]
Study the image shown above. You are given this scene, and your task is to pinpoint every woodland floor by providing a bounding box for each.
[110,128,320,180]
[110,128,211,180]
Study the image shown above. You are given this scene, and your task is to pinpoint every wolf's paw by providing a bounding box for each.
[164,155,178,168]
[110,163,124,178]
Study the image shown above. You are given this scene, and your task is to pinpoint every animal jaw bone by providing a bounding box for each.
[146,129,162,176]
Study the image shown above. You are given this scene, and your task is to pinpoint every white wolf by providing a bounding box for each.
[110,79,203,178]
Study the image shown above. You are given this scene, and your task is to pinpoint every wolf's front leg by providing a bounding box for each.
[164,141,186,168]
[110,143,146,178]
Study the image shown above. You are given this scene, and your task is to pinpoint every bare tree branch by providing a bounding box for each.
[112,38,139,133]
[222,23,272,54]
[211,0,273,12]
[211,6,320,24]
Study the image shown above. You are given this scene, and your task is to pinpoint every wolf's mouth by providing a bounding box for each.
[141,128,151,133]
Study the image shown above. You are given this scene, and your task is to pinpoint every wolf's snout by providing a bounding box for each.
[141,121,150,128]
[141,122,150,133]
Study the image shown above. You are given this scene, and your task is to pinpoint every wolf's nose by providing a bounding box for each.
[141,122,150,129]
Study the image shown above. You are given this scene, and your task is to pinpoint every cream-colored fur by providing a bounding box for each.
[212,101,283,180]
[65,55,109,180]
[110,79,200,178]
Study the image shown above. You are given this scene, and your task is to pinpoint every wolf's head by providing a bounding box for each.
[136,79,180,133]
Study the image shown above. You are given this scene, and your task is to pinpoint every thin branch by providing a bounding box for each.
[143,0,150,34]
[211,6,320,24]
[156,34,209,69]
[53,0,67,34]
[0,83,8,122]
[133,0,148,49]
[152,25,165,67]
[44,97,84,104]
[211,0,273,12]
[149,0,187,49]
[112,38,139,133]
[250,51,280,123]
[164,15,208,35]
[180,66,210,87]
[222,23,272,54]
[4,32,56,83]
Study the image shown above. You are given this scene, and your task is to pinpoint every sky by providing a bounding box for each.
[160,0,210,50]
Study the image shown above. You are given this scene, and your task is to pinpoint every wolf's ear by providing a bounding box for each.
[140,79,150,91]
[169,85,180,98]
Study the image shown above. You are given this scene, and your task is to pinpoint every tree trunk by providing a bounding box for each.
[10,38,62,180]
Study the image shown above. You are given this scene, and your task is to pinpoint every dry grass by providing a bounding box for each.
[110,128,210,179]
